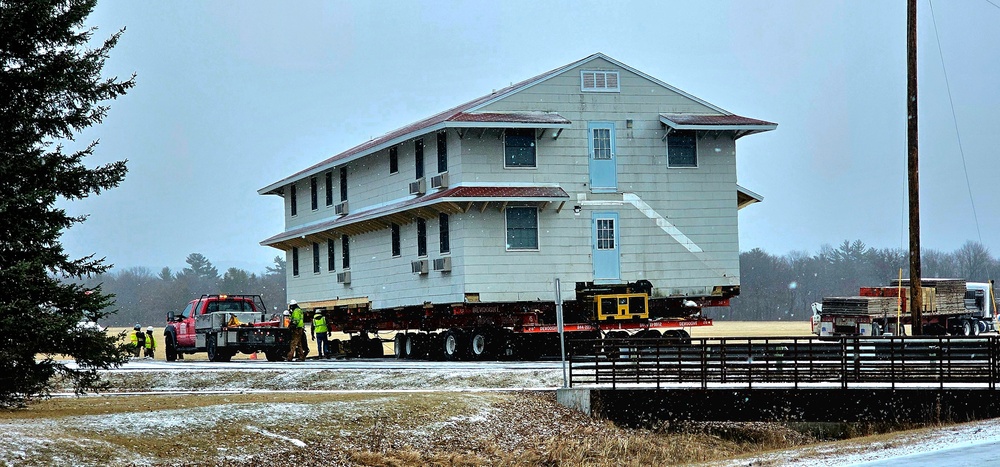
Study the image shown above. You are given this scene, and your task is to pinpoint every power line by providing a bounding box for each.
[928,0,983,245]
[984,0,1000,11]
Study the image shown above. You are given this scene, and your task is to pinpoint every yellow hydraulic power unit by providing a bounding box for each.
[595,293,649,320]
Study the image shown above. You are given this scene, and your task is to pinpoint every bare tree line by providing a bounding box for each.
[76,253,287,327]
[720,240,999,321]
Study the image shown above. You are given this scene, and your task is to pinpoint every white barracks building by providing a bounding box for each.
[259,53,775,313]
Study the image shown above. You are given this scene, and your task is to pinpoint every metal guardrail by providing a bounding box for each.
[567,336,1000,390]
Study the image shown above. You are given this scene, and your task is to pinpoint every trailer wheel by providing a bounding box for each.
[264,350,284,361]
[961,320,973,336]
[405,333,420,359]
[394,333,408,359]
[443,329,465,360]
[469,329,491,360]
[206,334,220,362]
[977,320,988,335]
[367,337,385,358]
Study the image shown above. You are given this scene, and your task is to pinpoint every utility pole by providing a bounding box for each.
[907,0,923,335]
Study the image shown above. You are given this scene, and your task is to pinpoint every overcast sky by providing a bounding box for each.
[61,0,1000,274]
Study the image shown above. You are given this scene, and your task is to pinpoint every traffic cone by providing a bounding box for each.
[250,352,258,360]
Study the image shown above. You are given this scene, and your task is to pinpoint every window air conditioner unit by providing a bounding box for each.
[430,172,449,189]
[336,271,351,284]
[432,257,452,272]
[334,201,348,216]
[411,259,428,275]
[409,178,426,196]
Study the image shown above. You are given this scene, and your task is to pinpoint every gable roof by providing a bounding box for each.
[258,53,750,196]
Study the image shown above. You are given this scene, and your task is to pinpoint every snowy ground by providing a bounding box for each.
[4,358,998,466]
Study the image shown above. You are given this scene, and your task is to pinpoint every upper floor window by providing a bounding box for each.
[505,207,538,250]
[581,70,620,92]
[391,223,401,257]
[415,139,424,179]
[327,239,335,272]
[325,172,333,206]
[504,129,536,168]
[291,247,300,276]
[310,177,318,211]
[389,146,398,174]
[437,131,448,174]
[342,235,350,269]
[339,167,348,202]
[439,213,450,254]
[312,242,320,273]
[416,218,427,257]
[667,130,698,168]
[289,184,298,216]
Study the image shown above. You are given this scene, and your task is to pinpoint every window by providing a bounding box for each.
[289,184,297,216]
[391,223,401,257]
[341,235,350,269]
[439,213,450,254]
[667,130,698,168]
[592,128,612,160]
[327,239,335,271]
[312,242,320,273]
[581,70,620,92]
[339,167,348,202]
[416,218,427,257]
[310,177,318,211]
[596,218,615,250]
[325,172,333,206]
[505,207,538,250]
[414,139,424,179]
[437,131,448,174]
[504,128,536,168]
[389,146,398,174]
[292,247,300,276]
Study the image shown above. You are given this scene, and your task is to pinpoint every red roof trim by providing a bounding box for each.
[260,186,569,246]
[660,113,776,127]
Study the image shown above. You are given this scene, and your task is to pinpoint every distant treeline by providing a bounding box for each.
[76,253,287,327]
[719,240,1000,321]
[79,240,999,326]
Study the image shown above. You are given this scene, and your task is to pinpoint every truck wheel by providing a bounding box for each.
[165,335,177,362]
[961,320,973,336]
[264,350,283,361]
[977,320,988,335]
[468,329,490,360]
[367,337,384,358]
[394,333,408,359]
[443,329,465,361]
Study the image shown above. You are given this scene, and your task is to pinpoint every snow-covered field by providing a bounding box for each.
[3,358,997,466]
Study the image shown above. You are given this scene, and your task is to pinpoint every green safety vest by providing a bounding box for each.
[291,306,304,328]
[313,314,328,334]
[145,332,156,349]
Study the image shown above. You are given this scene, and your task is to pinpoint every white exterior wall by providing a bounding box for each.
[282,57,748,306]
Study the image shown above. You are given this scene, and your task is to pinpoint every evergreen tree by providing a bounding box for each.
[0,0,135,407]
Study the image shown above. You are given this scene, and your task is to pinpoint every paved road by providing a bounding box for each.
[856,439,1000,466]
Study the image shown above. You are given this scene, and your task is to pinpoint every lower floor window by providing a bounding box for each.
[505,206,538,250]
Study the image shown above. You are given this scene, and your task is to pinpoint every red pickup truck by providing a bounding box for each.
[164,294,291,362]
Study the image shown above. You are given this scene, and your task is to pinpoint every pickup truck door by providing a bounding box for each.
[176,302,198,347]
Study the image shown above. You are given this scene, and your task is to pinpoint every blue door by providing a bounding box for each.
[592,212,620,283]
[588,122,617,193]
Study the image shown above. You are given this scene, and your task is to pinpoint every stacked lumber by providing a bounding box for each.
[821,296,898,316]
[890,278,966,315]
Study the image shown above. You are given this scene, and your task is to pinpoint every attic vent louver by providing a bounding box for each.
[581,70,620,93]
